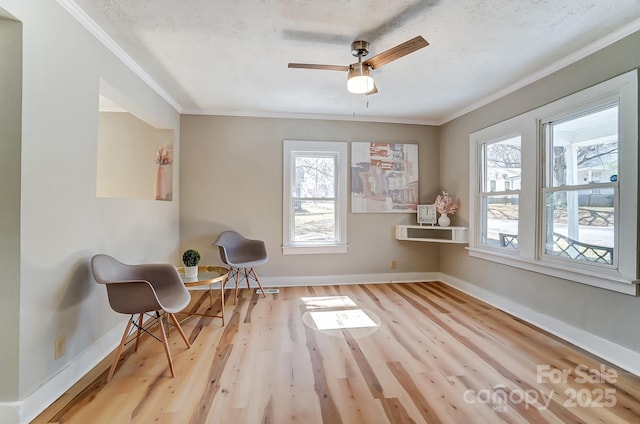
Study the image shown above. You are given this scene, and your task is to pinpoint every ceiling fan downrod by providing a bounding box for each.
[348,40,372,82]
[348,40,374,92]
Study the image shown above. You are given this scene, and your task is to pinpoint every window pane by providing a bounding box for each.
[484,136,521,192]
[482,195,519,247]
[549,105,618,187]
[294,156,335,198]
[544,188,614,264]
[293,200,335,242]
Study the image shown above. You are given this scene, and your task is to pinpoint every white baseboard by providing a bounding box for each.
[439,273,640,376]
[2,317,128,424]
[0,402,20,424]
[8,272,436,423]
[259,271,439,287]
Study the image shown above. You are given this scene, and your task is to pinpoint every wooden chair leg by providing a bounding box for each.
[165,312,171,338]
[107,317,133,382]
[220,273,229,321]
[157,314,175,378]
[134,313,143,352]
[251,268,266,298]
[244,268,251,289]
[233,267,240,304]
[220,280,225,326]
[168,313,191,348]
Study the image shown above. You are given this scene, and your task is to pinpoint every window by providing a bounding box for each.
[480,135,521,249]
[283,141,348,254]
[469,70,637,294]
[542,104,618,266]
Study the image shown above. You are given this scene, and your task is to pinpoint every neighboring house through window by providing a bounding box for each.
[541,103,618,266]
[479,134,522,248]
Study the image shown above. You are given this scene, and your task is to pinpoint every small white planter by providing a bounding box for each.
[185,265,198,278]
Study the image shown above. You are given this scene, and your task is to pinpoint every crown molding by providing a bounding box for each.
[56,0,183,113]
[181,108,440,126]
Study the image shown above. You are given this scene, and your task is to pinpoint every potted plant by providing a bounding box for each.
[182,248,201,278]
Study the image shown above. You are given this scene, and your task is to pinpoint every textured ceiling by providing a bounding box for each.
[72,0,640,124]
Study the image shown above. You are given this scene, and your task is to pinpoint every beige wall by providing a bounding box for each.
[179,115,442,278]
[439,30,640,351]
[0,0,180,417]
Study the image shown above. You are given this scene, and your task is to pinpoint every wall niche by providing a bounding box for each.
[96,81,173,201]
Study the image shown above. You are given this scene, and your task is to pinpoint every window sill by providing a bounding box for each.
[467,247,638,295]
[282,244,348,255]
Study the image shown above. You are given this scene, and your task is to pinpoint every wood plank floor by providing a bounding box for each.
[33,282,640,423]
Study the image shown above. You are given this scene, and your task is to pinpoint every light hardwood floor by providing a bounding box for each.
[33,282,640,423]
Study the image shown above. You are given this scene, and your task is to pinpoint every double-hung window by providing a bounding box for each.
[283,140,348,255]
[541,104,619,267]
[469,70,637,294]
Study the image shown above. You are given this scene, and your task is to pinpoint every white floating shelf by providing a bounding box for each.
[395,225,469,244]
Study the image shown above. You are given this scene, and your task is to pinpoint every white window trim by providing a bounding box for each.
[282,140,348,255]
[469,70,638,295]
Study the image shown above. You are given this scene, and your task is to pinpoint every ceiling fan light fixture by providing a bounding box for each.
[347,63,374,94]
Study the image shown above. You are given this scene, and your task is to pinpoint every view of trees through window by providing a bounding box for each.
[293,155,336,242]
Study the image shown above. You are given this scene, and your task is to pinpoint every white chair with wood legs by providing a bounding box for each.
[214,231,268,303]
[91,254,191,382]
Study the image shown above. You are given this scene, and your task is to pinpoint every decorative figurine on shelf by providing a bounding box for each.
[434,191,460,227]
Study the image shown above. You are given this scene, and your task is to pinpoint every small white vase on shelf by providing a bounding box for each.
[438,213,451,227]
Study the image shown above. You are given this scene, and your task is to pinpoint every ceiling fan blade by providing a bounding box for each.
[288,63,349,72]
[363,36,429,69]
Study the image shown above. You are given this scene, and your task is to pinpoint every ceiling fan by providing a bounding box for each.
[288,36,429,95]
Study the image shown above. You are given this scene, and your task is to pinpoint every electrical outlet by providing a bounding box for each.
[55,336,65,360]
[390,259,397,270]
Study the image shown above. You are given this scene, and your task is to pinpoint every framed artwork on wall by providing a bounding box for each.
[417,205,436,225]
[351,142,419,213]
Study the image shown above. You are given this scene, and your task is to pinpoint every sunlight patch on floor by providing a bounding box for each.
[309,308,378,330]
[300,296,380,335]
[301,296,357,309]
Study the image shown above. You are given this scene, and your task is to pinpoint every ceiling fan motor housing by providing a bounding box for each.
[351,40,370,57]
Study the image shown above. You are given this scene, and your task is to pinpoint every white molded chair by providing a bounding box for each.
[91,254,191,381]
[214,231,268,303]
